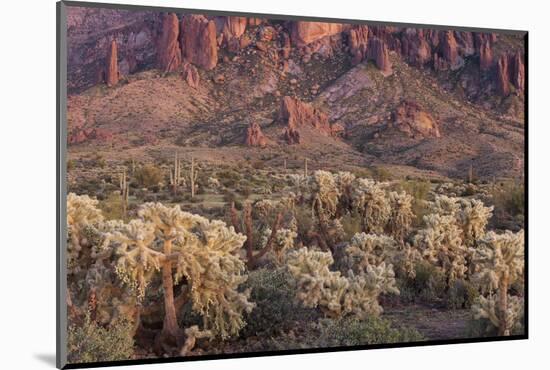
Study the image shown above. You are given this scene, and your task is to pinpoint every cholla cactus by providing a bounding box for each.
[335,171,356,211]
[287,247,398,318]
[67,193,104,273]
[472,294,523,336]
[346,232,398,270]
[471,230,524,335]
[102,202,254,341]
[352,179,391,234]
[457,198,493,248]
[430,195,460,216]
[413,214,467,283]
[388,191,414,243]
[260,227,297,265]
[311,170,341,218]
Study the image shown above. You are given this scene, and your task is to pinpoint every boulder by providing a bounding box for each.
[181,15,218,70]
[157,13,182,73]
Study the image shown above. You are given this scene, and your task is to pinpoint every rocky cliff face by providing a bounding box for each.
[66,6,161,93]
[181,15,218,70]
[157,13,182,72]
[245,122,268,147]
[66,6,525,105]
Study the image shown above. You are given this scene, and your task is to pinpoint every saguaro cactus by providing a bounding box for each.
[119,170,129,216]
[169,152,185,195]
[189,156,198,198]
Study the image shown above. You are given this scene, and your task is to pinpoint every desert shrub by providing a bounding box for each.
[445,279,480,309]
[251,160,265,170]
[134,164,163,188]
[397,260,447,304]
[67,159,76,171]
[98,193,125,221]
[492,181,525,217]
[91,153,106,168]
[466,304,525,338]
[242,268,317,336]
[314,316,424,347]
[372,166,393,181]
[217,169,242,187]
[397,180,431,201]
[340,212,363,240]
[67,312,135,364]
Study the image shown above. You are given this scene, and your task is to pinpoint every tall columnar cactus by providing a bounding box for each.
[471,230,524,335]
[352,178,391,234]
[67,193,104,273]
[388,191,414,243]
[287,247,398,319]
[102,203,254,343]
[169,152,185,195]
[413,213,468,283]
[189,156,199,198]
[119,170,129,216]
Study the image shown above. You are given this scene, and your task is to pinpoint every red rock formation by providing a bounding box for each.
[509,51,525,92]
[496,55,510,96]
[390,100,440,138]
[280,96,341,143]
[181,15,218,70]
[401,29,432,66]
[222,16,248,53]
[348,25,369,65]
[68,128,113,145]
[223,17,248,39]
[283,126,301,144]
[248,18,264,27]
[245,122,268,147]
[182,62,200,88]
[290,21,343,46]
[454,31,475,56]
[105,40,119,86]
[157,13,182,73]
[367,37,392,75]
[439,30,459,68]
[281,32,291,59]
[478,38,493,71]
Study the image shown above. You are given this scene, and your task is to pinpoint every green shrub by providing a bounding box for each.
[445,279,479,309]
[99,193,125,221]
[314,316,424,347]
[398,261,447,304]
[135,164,163,188]
[242,268,317,337]
[492,181,524,217]
[68,313,134,364]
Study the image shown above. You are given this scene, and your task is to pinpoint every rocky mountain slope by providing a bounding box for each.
[66,6,525,180]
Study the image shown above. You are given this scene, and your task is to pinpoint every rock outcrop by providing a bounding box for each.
[69,127,113,145]
[181,15,218,70]
[367,37,392,75]
[245,122,268,147]
[496,54,511,96]
[182,62,200,88]
[157,13,182,72]
[222,16,248,53]
[509,51,525,92]
[478,38,493,71]
[105,40,119,86]
[389,100,440,138]
[348,25,369,65]
[290,21,343,46]
[438,30,460,69]
[401,29,432,66]
[280,96,341,144]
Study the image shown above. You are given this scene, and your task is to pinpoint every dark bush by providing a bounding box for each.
[135,164,163,188]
